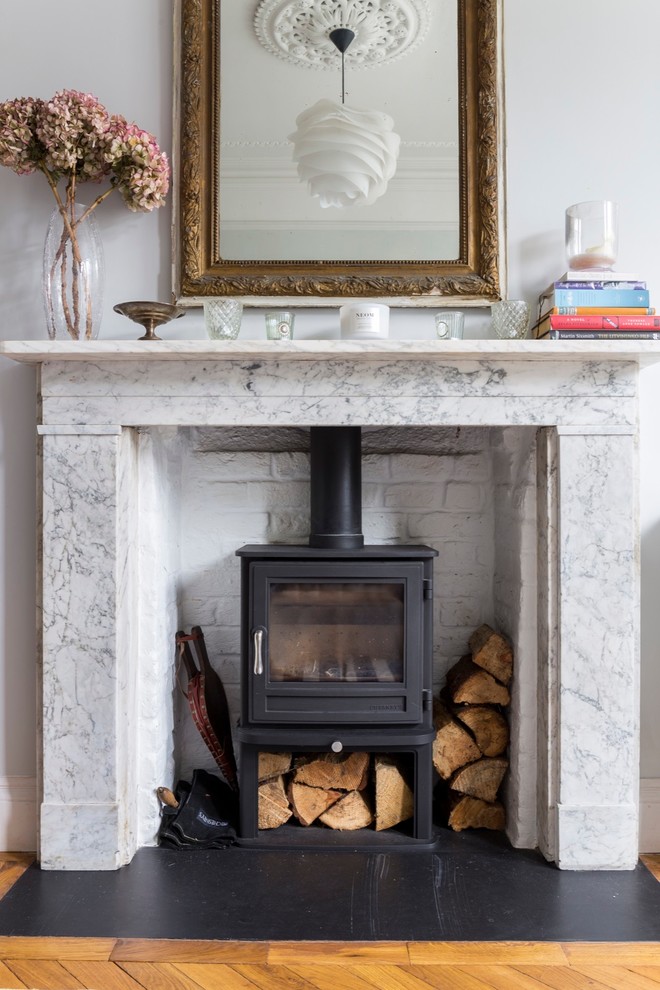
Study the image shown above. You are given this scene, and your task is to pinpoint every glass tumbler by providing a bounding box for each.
[265,311,295,340]
[204,298,243,339]
[491,300,530,339]
[565,200,618,271]
[435,311,464,339]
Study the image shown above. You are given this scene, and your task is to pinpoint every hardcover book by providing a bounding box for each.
[553,270,641,282]
[550,280,646,291]
[543,288,650,307]
[550,307,655,316]
[532,313,660,337]
[538,330,660,340]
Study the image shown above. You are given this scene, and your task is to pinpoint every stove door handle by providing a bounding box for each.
[253,627,264,676]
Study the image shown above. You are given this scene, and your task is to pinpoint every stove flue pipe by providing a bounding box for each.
[309,426,364,549]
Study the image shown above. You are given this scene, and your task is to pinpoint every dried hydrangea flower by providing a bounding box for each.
[0,96,45,174]
[0,88,169,213]
[105,117,170,212]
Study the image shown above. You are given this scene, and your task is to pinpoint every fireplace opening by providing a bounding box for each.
[170,422,538,857]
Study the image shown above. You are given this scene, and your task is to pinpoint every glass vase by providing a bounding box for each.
[42,203,104,340]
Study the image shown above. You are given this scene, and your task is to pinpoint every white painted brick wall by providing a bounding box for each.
[174,435,497,779]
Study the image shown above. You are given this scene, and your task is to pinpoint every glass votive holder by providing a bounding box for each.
[435,311,464,340]
[565,200,618,271]
[491,300,530,339]
[265,310,295,340]
[204,298,243,339]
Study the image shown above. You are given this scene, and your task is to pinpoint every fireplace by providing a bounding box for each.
[0,338,646,870]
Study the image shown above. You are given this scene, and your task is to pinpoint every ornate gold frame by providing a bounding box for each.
[174,0,501,303]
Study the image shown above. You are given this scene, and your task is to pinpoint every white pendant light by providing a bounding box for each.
[290,98,399,208]
[289,26,400,208]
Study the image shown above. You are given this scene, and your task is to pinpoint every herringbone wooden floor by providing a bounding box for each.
[0,853,657,989]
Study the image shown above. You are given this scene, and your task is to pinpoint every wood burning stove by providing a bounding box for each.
[239,548,435,725]
[235,427,438,847]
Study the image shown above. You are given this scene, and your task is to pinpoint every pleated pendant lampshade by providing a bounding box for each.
[289,98,400,208]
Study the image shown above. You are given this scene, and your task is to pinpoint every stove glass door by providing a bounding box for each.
[268,581,404,684]
[247,560,425,723]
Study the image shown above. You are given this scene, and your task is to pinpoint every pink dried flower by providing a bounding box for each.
[0,97,45,174]
[0,89,169,214]
[36,89,111,182]
[105,116,170,212]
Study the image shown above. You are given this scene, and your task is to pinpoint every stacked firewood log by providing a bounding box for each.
[258,750,414,832]
[433,623,512,831]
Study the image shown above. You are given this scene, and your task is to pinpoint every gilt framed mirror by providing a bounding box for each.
[174,0,501,304]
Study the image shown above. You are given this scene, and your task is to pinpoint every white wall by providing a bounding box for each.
[1,0,659,845]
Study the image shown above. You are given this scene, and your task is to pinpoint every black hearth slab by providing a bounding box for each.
[0,832,659,941]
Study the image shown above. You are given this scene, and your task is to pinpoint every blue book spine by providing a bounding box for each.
[551,288,650,307]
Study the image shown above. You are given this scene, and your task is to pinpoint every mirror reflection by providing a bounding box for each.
[219,0,459,262]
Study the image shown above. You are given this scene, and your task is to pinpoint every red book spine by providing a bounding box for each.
[547,314,660,329]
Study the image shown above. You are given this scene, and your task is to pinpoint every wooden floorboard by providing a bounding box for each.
[642,855,660,882]
[0,854,659,988]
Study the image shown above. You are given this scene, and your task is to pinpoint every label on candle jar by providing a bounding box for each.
[339,303,390,339]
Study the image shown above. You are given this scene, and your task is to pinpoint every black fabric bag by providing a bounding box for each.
[158,769,238,850]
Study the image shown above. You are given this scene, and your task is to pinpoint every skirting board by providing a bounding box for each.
[0,776,37,852]
[640,778,660,853]
[0,777,658,856]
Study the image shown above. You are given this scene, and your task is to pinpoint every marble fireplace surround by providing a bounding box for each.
[1,337,655,872]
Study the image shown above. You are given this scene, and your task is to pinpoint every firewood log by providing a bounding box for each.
[452,704,509,757]
[288,782,343,826]
[374,756,414,831]
[446,655,510,706]
[292,751,370,792]
[319,790,373,830]
[432,699,481,779]
[469,624,513,686]
[449,756,508,803]
[258,751,292,783]
[448,793,505,832]
[258,775,292,829]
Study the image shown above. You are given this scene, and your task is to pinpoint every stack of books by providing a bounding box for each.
[531,270,659,340]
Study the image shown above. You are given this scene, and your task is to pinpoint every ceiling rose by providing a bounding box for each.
[254,0,432,70]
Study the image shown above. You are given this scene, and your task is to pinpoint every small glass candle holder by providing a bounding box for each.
[565,200,618,271]
[265,311,295,340]
[204,298,243,339]
[435,311,464,339]
[491,300,530,339]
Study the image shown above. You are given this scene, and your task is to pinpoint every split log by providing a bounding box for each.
[319,790,373,830]
[469,624,513,686]
[449,756,508,803]
[293,751,370,792]
[374,756,414,831]
[445,655,510,706]
[432,699,481,779]
[258,775,292,829]
[452,705,509,758]
[288,782,343,826]
[258,751,292,783]
[448,793,505,832]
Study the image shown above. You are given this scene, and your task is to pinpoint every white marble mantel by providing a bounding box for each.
[2,338,657,871]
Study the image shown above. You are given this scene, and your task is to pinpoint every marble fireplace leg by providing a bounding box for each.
[537,426,640,870]
[38,426,138,870]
